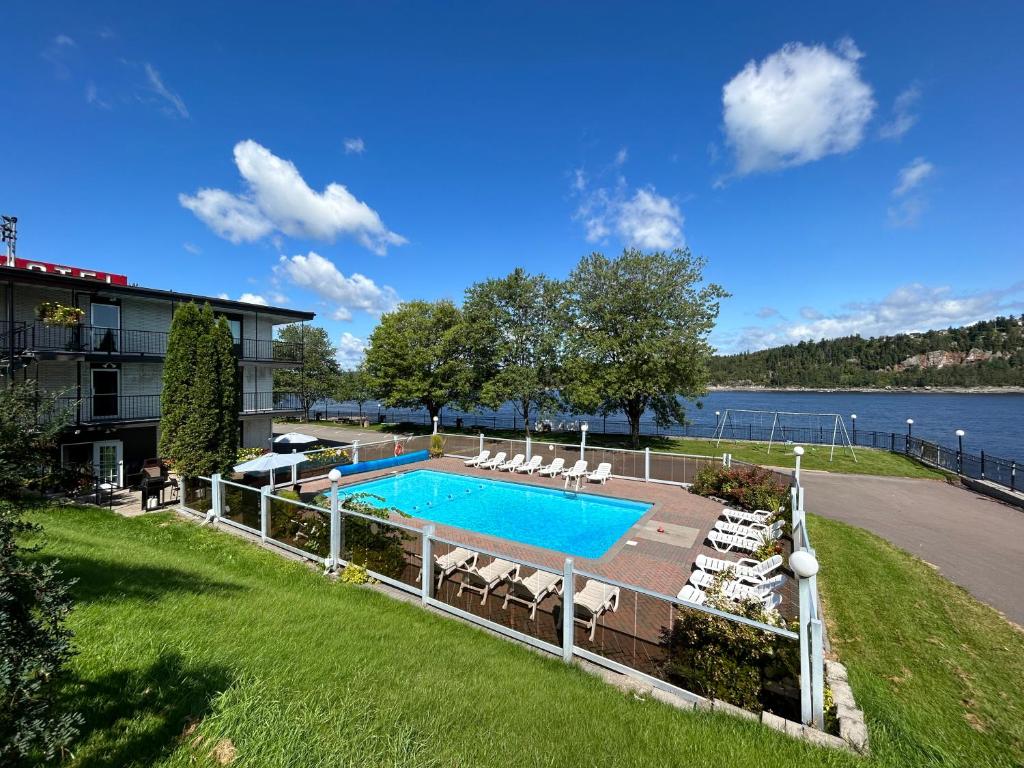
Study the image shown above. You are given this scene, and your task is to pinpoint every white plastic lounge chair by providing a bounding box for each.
[425,547,479,589]
[677,584,707,605]
[679,579,781,611]
[695,553,783,585]
[464,450,490,467]
[689,569,787,597]
[707,529,763,554]
[573,579,619,640]
[720,507,774,526]
[562,460,588,481]
[457,558,519,604]
[502,569,562,619]
[537,457,565,477]
[499,454,525,472]
[713,519,784,541]
[585,462,612,484]
[479,451,506,470]
[515,455,544,474]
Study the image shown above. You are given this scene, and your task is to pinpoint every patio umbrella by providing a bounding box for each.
[273,432,318,446]
[233,451,308,487]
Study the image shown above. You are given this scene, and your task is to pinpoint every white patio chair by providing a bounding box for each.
[479,452,506,470]
[585,462,612,484]
[695,553,783,585]
[498,454,525,472]
[572,579,619,640]
[562,460,588,481]
[502,569,562,619]
[537,457,565,477]
[457,558,519,604]
[516,455,544,474]
[424,546,479,589]
[464,450,490,467]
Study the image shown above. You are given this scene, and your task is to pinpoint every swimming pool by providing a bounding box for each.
[329,469,650,559]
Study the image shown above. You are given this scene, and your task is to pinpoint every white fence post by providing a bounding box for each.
[260,484,270,542]
[421,525,435,604]
[580,426,587,461]
[810,606,825,728]
[352,439,360,464]
[644,447,650,482]
[798,574,812,723]
[211,473,223,521]
[328,470,341,572]
[479,432,484,455]
[562,558,574,663]
[526,433,532,461]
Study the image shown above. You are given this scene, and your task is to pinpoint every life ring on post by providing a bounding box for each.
[394,442,405,457]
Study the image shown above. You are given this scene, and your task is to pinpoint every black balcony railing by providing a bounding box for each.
[55,394,162,424]
[241,391,302,413]
[6,321,169,357]
[242,338,303,363]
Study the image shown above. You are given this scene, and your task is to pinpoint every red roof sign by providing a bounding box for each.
[12,257,128,285]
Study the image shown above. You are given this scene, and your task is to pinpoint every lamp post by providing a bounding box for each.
[432,415,439,435]
[850,414,857,443]
[715,410,720,426]
[328,468,342,572]
[793,445,804,486]
[956,429,965,475]
[906,418,913,437]
[580,422,588,460]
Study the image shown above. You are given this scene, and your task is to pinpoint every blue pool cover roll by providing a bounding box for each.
[335,449,430,476]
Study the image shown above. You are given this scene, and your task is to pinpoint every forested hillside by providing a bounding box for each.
[711,316,1024,388]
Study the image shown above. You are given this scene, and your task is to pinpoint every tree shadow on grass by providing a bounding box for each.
[51,555,245,606]
[69,652,233,768]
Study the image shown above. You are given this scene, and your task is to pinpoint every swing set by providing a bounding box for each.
[712,409,857,462]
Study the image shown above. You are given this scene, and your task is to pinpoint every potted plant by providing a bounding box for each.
[35,302,85,351]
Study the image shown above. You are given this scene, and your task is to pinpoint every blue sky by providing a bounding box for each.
[5,2,1023,365]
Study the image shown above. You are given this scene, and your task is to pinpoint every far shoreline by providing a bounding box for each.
[709,385,1024,395]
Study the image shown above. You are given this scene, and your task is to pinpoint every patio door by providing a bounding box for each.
[91,368,119,419]
[93,440,123,486]
[91,302,120,353]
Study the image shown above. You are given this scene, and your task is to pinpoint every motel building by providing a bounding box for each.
[0,257,314,487]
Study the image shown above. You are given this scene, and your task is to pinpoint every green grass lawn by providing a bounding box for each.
[25,505,1022,767]
[306,419,944,479]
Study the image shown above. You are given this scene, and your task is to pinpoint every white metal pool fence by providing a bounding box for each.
[180,446,825,728]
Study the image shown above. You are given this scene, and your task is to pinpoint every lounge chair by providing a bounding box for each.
[680,578,782,611]
[694,553,783,585]
[464,450,490,467]
[502,568,562,618]
[720,507,774,526]
[713,519,784,541]
[707,529,764,554]
[515,455,544,474]
[499,454,525,472]
[562,460,588,481]
[572,579,619,640]
[457,558,519,604]
[537,457,565,477]
[424,546,479,589]
[585,462,612,484]
[688,569,787,597]
[677,584,707,605]
[479,452,506,470]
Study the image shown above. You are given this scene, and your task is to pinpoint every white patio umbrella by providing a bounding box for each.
[233,451,308,487]
[273,432,319,446]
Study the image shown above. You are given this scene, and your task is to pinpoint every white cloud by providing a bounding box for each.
[723,282,1024,352]
[55,34,76,47]
[85,80,110,109]
[615,147,629,165]
[573,160,684,250]
[879,84,921,140]
[888,157,934,227]
[722,39,875,175]
[274,251,400,320]
[892,157,934,196]
[239,293,269,306]
[337,332,367,369]
[182,242,202,255]
[755,306,779,319]
[180,141,406,254]
[144,63,189,118]
[344,137,366,155]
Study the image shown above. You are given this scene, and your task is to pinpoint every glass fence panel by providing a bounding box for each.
[221,481,262,532]
[340,512,421,591]
[431,540,563,651]
[648,452,710,484]
[584,446,644,480]
[267,495,329,558]
[182,477,213,515]
[401,434,435,454]
[480,437,513,462]
[438,433,480,458]
[297,447,353,481]
[357,439,402,464]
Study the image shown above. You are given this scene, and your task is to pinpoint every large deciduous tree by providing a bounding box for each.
[273,325,339,420]
[333,367,374,419]
[462,268,562,434]
[0,384,70,498]
[562,248,728,447]
[159,303,238,478]
[363,300,470,422]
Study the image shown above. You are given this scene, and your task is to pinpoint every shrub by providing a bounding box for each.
[429,434,445,458]
[339,563,373,585]
[662,572,797,711]
[690,464,790,516]
[0,384,71,499]
[235,446,265,463]
[312,493,412,578]
[1,503,82,763]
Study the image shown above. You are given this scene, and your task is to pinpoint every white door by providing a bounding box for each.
[91,303,121,352]
[93,440,123,487]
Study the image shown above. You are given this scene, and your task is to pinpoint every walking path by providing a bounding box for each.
[800,471,1024,625]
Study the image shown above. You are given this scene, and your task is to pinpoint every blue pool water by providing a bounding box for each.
[329,469,650,558]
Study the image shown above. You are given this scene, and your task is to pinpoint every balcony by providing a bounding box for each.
[47,391,301,425]
[241,391,302,414]
[2,321,168,359]
[240,338,303,364]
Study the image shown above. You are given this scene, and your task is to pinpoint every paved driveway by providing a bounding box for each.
[801,471,1024,625]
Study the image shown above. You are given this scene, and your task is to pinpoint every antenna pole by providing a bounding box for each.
[1,215,17,267]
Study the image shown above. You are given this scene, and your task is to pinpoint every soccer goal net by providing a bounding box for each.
[712,409,856,462]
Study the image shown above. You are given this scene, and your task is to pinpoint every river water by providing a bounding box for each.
[318,390,1024,464]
